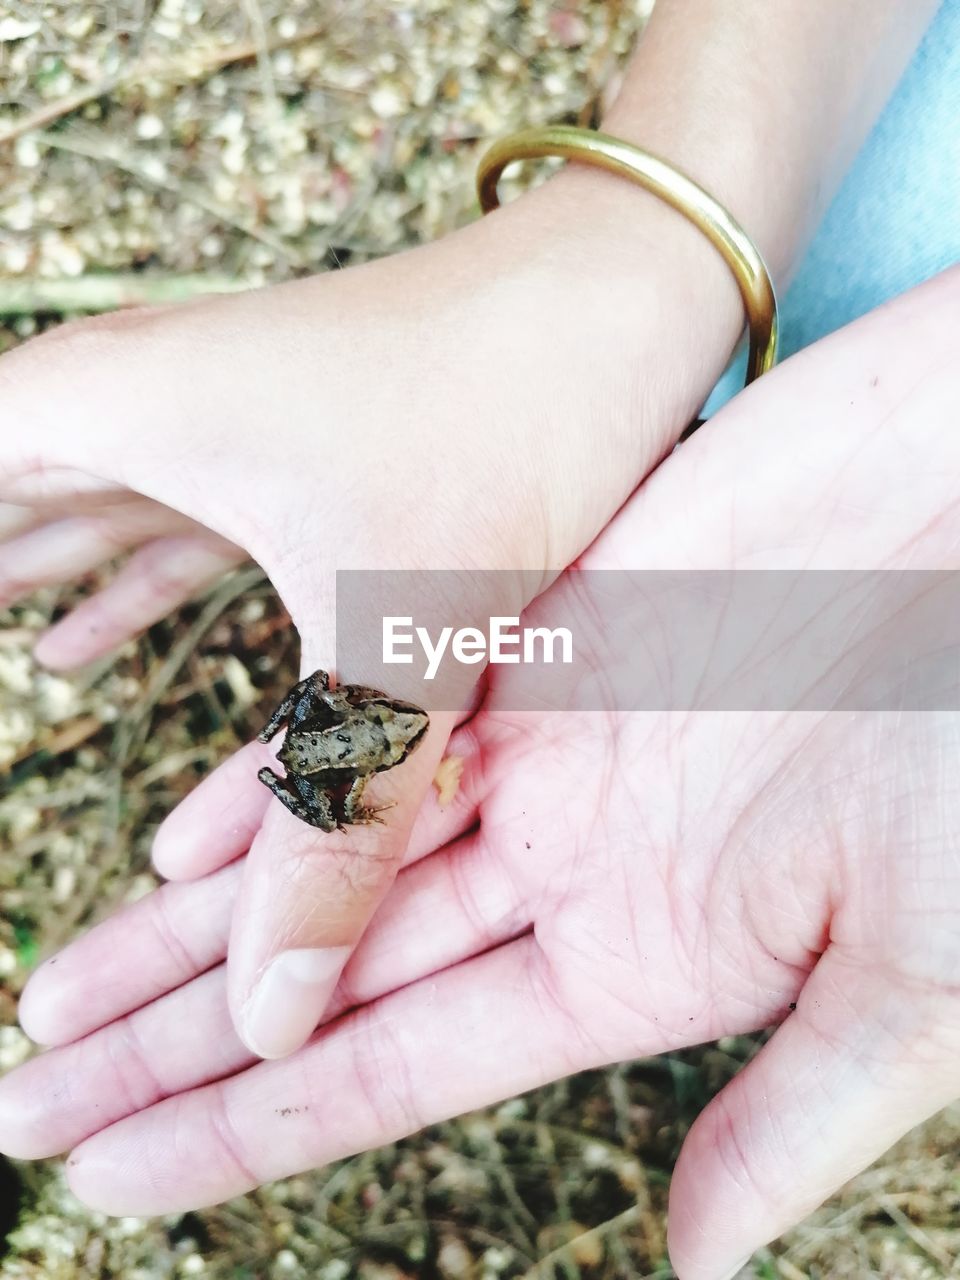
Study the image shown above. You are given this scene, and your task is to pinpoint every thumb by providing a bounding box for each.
[667,948,960,1280]
[226,667,456,1061]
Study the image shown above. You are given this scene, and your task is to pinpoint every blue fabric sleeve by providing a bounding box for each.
[703,0,959,417]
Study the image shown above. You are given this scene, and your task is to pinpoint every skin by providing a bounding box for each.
[0,0,947,1266]
[0,0,939,1069]
[2,270,960,1278]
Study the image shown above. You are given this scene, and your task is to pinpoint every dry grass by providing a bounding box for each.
[2,2,960,1277]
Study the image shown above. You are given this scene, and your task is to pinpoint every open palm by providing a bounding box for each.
[1,181,723,1064]
[3,269,959,1280]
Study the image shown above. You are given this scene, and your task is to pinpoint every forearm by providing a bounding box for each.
[602,0,940,285]
[473,0,941,538]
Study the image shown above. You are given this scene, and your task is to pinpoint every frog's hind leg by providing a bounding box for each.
[258,669,331,743]
[342,776,395,826]
[257,766,338,831]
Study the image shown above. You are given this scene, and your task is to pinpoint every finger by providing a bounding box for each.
[0,467,128,508]
[0,496,197,588]
[228,705,457,1061]
[155,717,483,884]
[0,515,159,609]
[28,792,504,1052]
[333,825,530,1014]
[1,829,530,1158]
[667,949,960,1280]
[63,936,591,1215]
[33,533,244,669]
[17,861,242,1047]
[0,501,37,542]
[151,741,274,881]
[1,969,245,1160]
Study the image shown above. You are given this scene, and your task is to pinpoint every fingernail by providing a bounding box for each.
[241,946,351,1060]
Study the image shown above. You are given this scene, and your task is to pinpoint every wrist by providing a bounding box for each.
[436,172,746,567]
[516,151,751,387]
[473,159,748,445]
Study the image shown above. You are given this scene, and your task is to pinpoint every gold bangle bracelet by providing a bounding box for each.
[477,125,779,389]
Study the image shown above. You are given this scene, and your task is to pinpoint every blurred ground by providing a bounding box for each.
[2,2,960,1277]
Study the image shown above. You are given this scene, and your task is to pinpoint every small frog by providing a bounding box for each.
[257,669,429,832]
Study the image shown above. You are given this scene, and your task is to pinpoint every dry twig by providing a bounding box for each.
[0,23,329,147]
[877,1193,954,1270]
[36,130,307,265]
[0,274,250,314]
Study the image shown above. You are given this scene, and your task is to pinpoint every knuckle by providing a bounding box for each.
[348,1008,425,1139]
[105,1015,167,1114]
[709,1086,775,1206]
[70,511,130,556]
[525,947,606,1068]
[204,1089,259,1188]
[448,853,522,950]
[136,543,196,603]
[148,887,202,983]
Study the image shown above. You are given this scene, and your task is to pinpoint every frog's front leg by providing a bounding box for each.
[341,775,393,826]
[257,766,338,831]
[258,670,331,743]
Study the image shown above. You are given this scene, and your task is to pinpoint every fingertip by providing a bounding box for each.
[150,817,187,880]
[63,1142,113,1214]
[667,1094,761,1280]
[64,1104,233,1217]
[64,1128,152,1217]
[0,1062,68,1160]
[33,612,109,670]
[152,742,273,881]
[31,629,74,671]
[150,802,220,881]
[17,957,70,1047]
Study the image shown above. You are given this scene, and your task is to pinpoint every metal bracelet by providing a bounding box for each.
[476,125,779,389]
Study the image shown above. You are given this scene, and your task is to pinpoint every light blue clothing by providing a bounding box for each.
[704,0,960,416]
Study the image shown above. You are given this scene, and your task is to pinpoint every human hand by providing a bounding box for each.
[0,169,747,1062]
[4,268,958,1278]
